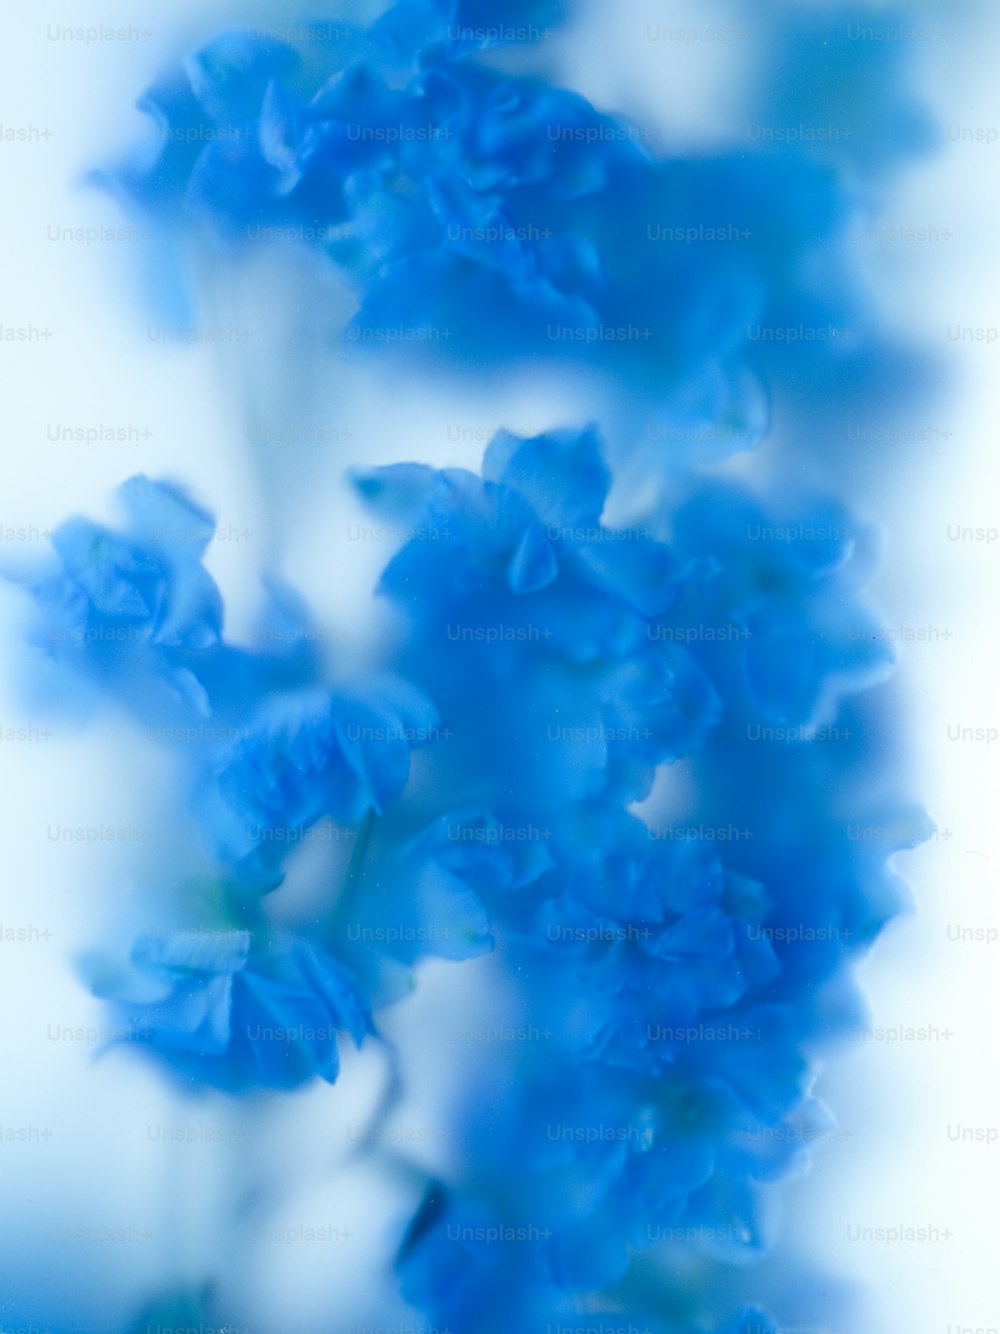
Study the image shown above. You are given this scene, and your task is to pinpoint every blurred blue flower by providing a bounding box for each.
[19,475,322,724]
[92,12,903,430]
[26,475,222,700]
[349,428,926,1327]
[396,1189,587,1333]
[95,927,370,1091]
[18,5,939,1328]
[341,807,554,975]
[665,480,895,729]
[16,476,436,891]
[197,677,439,890]
[353,428,721,810]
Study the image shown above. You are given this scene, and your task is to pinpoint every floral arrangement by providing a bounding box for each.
[6,3,936,1330]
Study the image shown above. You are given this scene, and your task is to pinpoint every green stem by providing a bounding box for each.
[331,807,376,932]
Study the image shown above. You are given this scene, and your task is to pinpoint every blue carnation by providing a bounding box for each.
[197,676,439,890]
[354,429,721,809]
[396,1190,586,1333]
[354,422,924,1325]
[91,16,898,429]
[25,475,222,699]
[95,927,370,1091]
[666,480,894,728]
[341,808,554,973]
[17,476,325,726]
[16,476,437,892]
[18,5,939,1328]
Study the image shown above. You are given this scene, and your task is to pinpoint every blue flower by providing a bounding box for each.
[24,475,222,700]
[375,0,567,60]
[395,1190,586,1333]
[666,480,894,728]
[196,676,439,891]
[341,808,553,973]
[16,476,437,892]
[346,427,917,1251]
[353,428,721,810]
[22,7,939,1328]
[94,928,370,1091]
[17,476,327,725]
[92,20,897,431]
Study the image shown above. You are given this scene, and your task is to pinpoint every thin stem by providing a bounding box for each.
[330,807,377,935]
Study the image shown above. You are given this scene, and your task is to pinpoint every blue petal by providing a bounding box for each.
[507,522,558,593]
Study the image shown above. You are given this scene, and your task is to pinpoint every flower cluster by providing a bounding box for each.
[12,1,939,1330]
[350,429,926,1329]
[94,2,917,428]
[14,476,445,1090]
[15,417,925,1326]
[23,474,439,890]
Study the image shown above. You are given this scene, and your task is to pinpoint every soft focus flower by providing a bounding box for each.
[342,426,927,1325]
[16,476,437,891]
[92,9,904,432]
[197,677,439,890]
[13,4,941,1329]
[19,430,926,1329]
[665,480,895,728]
[95,927,370,1091]
[353,428,722,812]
